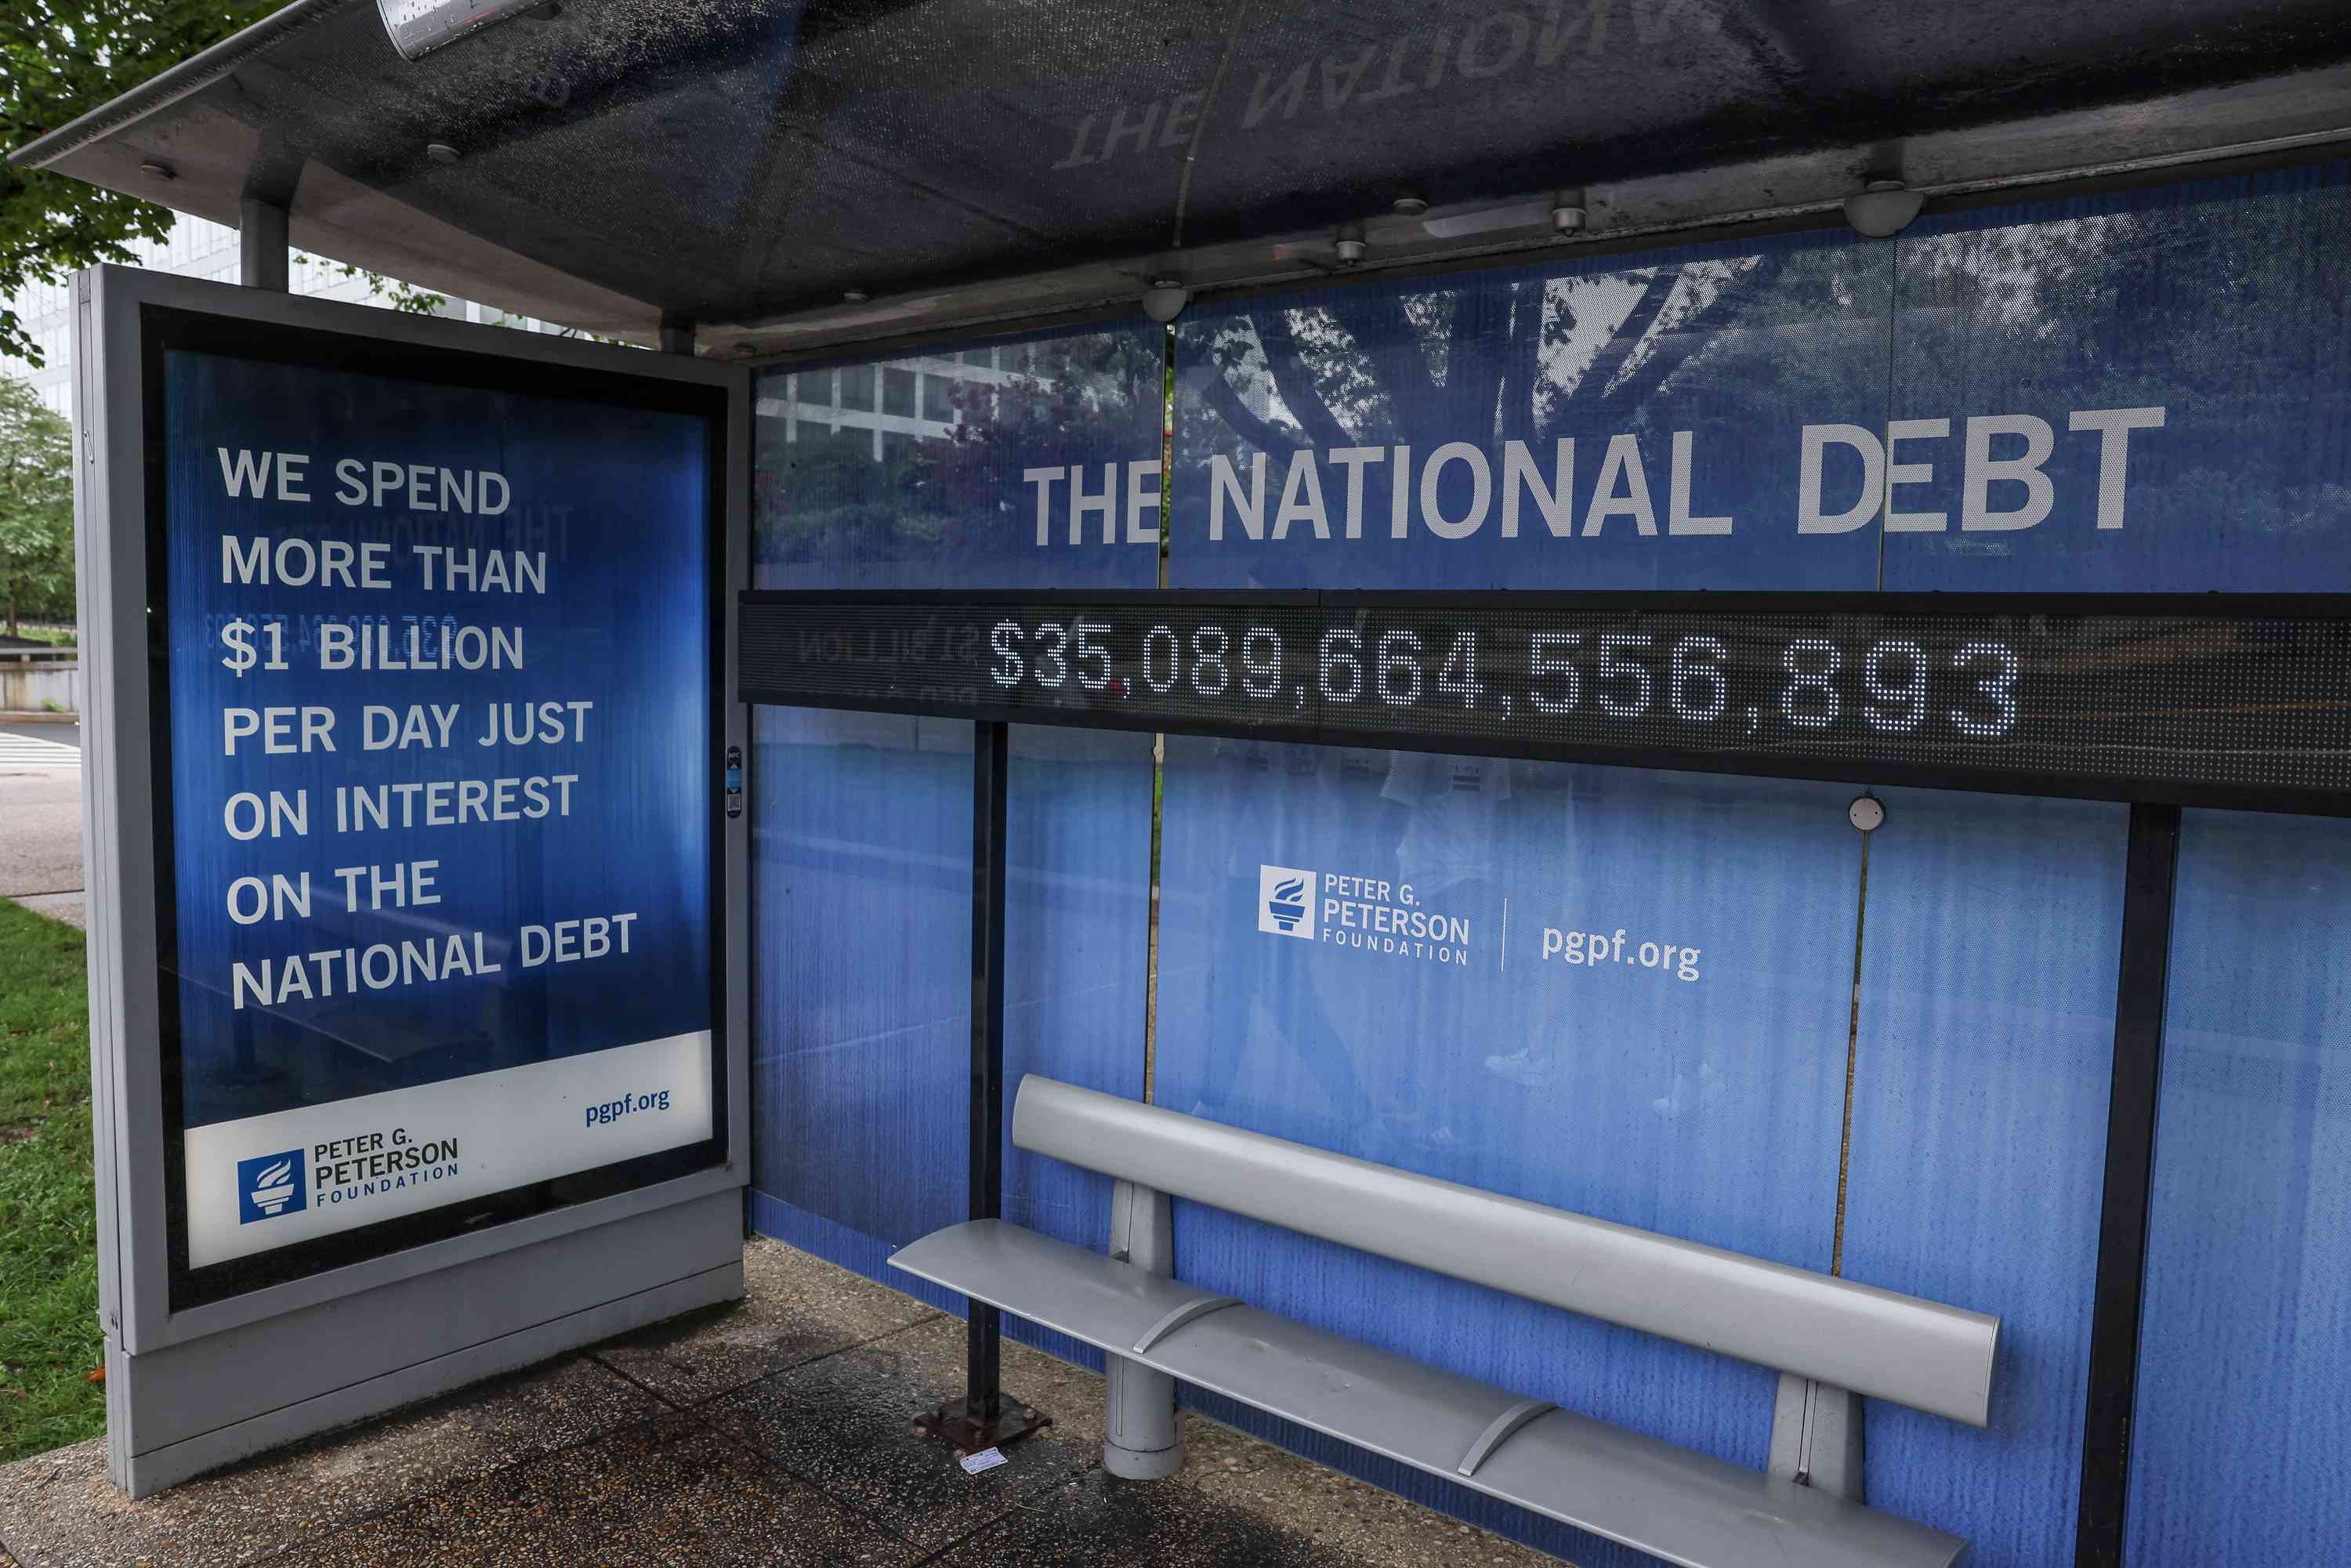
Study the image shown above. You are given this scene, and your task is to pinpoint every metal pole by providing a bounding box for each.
[237,197,289,293]
[2074,802,2181,1568]
[917,719,1048,1453]
[968,719,1009,1420]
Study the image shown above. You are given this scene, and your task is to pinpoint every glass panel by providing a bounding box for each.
[2126,810,2351,1561]
[1153,744,1860,1563]
[756,325,1161,591]
[1838,788,2125,1566]
[921,371,956,424]
[1171,228,1891,591]
[838,363,874,411]
[1886,163,2351,592]
[748,324,1159,1294]
[882,364,917,418]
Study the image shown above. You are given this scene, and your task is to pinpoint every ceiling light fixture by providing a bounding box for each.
[378,0,545,61]
[1844,177,1925,238]
[1140,279,1190,324]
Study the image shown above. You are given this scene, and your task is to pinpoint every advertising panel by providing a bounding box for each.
[1157,161,2349,597]
[144,307,727,1306]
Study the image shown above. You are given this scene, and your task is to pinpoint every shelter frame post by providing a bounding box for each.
[916,719,1052,1453]
[2074,802,2182,1567]
[236,196,288,293]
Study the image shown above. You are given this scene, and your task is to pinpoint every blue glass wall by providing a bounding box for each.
[1838,789,2125,1565]
[1153,744,1861,1565]
[2125,811,2351,1562]
[744,161,2351,1566]
[1886,164,2351,592]
[748,327,1161,1347]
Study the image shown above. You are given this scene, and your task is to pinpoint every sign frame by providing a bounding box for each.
[77,265,752,1357]
[740,588,2351,817]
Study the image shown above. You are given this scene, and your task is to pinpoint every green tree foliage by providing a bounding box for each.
[0,374,73,635]
[2,2,277,366]
[2,2,444,368]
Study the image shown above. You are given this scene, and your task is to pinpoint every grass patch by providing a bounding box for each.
[3,627,74,647]
[0,900,103,1464]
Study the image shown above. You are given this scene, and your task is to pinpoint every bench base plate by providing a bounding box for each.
[914,1392,1053,1455]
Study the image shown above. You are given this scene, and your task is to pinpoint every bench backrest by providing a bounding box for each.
[1012,1075,1998,1426]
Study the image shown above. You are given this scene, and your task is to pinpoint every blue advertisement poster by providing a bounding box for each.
[153,319,723,1300]
[1164,161,2350,596]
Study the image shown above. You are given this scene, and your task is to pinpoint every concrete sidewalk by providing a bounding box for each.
[0,1239,1554,1568]
[0,726,85,931]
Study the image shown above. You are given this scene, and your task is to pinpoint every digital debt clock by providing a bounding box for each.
[739,592,2351,814]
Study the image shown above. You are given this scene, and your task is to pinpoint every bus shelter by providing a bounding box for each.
[15,3,2351,1566]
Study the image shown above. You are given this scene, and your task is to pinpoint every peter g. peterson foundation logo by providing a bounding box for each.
[237,1149,307,1224]
[1258,865,1317,938]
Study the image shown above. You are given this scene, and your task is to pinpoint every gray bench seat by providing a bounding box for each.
[893,1077,1996,1568]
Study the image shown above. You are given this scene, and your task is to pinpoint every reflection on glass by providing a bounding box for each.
[754,324,1160,591]
[1889,165,2351,592]
[748,324,1160,1267]
[1172,229,1890,593]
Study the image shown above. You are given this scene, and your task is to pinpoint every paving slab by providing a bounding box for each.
[0,1237,1569,1568]
[929,1463,1343,1568]
[0,1356,661,1568]
[709,1314,1104,1553]
[304,1411,912,1568]
[592,1236,940,1407]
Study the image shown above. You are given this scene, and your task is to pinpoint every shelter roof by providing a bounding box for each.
[16,0,2351,353]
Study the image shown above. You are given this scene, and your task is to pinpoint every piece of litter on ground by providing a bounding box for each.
[959,1447,1008,1476]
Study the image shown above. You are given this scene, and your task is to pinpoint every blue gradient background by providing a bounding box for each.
[164,350,713,1133]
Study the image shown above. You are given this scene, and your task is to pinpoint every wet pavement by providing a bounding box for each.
[0,1239,1560,1567]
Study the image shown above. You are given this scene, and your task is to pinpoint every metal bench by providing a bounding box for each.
[893,1075,1998,1568]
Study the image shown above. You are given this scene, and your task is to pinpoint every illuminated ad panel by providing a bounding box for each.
[149,308,726,1305]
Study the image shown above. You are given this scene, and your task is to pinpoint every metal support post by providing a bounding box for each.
[917,720,1051,1454]
[237,197,290,293]
[1103,1179,1183,1478]
[1768,1374,1864,1501]
[2074,802,2182,1567]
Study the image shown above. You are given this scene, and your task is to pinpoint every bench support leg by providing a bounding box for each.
[1769,1373,1865,1503]
[1103,1179,1185,1480]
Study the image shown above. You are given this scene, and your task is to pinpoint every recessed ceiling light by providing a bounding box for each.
[378,0,544,60]
[139,160,176,181]
[426,142,461,165]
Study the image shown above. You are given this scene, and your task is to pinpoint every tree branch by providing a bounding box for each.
[1189,364,1306,454]
[1498,280,1544,446]
[1573,266,1683,412]
[1597,252,1788,423]
[1322,290,1440,419]
[1248,309,1357,450]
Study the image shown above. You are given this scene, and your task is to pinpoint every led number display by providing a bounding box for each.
[739,593,2351,811]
